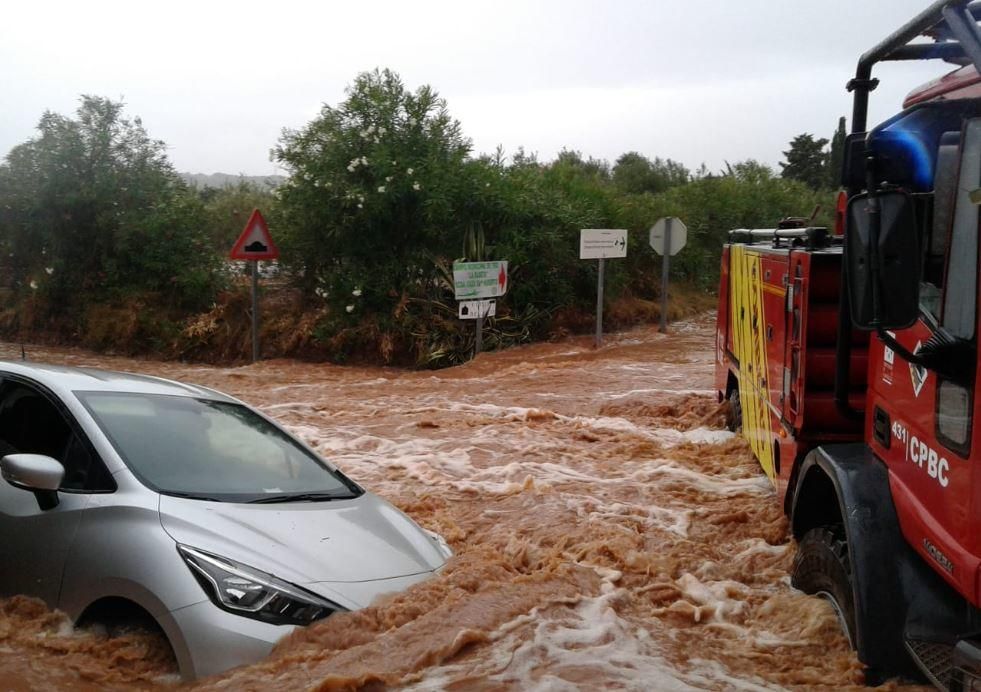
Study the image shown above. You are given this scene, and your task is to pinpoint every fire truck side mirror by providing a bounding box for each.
[845,190,921,330]
[841,133,867,189]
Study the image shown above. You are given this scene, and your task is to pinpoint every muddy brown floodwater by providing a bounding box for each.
[0,316,929,691]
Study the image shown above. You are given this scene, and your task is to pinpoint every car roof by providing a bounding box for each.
[0,361,234,402]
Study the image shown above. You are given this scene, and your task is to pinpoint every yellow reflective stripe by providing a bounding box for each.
[729,246,776,482]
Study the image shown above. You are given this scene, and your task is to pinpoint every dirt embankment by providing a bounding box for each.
[0,281,716,368]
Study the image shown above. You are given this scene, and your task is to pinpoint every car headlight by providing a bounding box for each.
[178,545,344,626]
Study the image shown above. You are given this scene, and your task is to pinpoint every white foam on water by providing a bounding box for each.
[563,494,692,538]
[486,587,699,691]
[406,557,785,691]
[730,539,790,562]
[267,383,322,392]
[672,573,751,624]
[262,401,322,413]
[644,462,774,497]
[683,427,736,444]
[684,659,785,691]
[604,387,715,400]
[287,419,765,503]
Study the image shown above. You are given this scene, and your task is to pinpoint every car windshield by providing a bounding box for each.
[77,391,360,502]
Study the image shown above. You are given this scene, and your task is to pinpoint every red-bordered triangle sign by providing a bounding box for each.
[230,209,279,260]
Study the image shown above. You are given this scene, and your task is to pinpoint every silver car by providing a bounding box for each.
[0,362,450,679]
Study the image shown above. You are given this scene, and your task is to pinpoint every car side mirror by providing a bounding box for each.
[1,454,64,510]
[845,190,920,330]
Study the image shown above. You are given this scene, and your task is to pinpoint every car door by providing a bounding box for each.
[0,377,114,605]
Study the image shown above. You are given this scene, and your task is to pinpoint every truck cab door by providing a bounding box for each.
[866,119,980,603]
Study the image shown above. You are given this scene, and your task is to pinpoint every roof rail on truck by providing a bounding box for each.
[850,0,981,132]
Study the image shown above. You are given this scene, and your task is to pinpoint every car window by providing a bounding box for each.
[0,381,114,492]
[77,391,359,502]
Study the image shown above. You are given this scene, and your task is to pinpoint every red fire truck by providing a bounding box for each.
[715,2,981,688]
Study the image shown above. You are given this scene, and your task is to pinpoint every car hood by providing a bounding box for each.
[158,491,447,585]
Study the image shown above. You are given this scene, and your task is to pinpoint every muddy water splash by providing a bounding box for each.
[0,317,927,690]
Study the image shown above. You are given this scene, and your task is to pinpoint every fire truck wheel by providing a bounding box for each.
[725,387,742,432]
[792,526,857,649]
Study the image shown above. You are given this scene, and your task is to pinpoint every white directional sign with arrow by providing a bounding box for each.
[579,229,627,259]
[579,229,628,348]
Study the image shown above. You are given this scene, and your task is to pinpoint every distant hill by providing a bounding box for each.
[180,172,285,189]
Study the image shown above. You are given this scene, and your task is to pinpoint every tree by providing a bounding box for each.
[552,149,611,182]
[612,152,689,194]
[827,117,847,189]
[780,133,830,189]
[274,68,475,312]
[0,96,220,312]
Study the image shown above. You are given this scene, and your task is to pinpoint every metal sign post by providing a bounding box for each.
[579,229,628,348]
[476,305,484,355]
[659,218,672,333]
[649,217,688,334]
[474,300,495,355]
[251,261,260,363]
[595,257,605,347]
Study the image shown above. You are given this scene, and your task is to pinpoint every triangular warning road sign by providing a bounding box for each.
[230,209,279,260]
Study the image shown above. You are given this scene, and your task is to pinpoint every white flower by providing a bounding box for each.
[352,288,362,297]
[360,156,368,165]
[346,165,355,172]
[378,126,386,135]
[358,194,365,202]
[366,124,375,134]
[357,203,363,209]
[373,137,379,144]
[45,267,54,275]
[412,181,421,191]
[391,160,397,165]
[385,176,392,182]
[407,167,414,175]
[485,182,490,187]
[345,304,355,313]
[377,185,386,193]
[29,280,38,290]
[408,117,417,126]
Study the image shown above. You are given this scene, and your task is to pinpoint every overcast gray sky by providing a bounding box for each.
[0,0,952,176]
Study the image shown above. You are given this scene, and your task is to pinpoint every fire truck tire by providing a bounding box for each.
[726,387,742,432]
[792,526,857,648]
